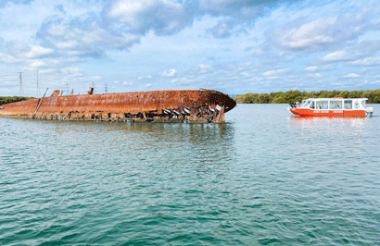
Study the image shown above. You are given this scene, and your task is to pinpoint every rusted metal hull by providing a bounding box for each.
[0,89,236,123]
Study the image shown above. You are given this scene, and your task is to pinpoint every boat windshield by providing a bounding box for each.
[302,100,311,108]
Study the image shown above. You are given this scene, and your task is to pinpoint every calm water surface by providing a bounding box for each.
[1,104,380,245]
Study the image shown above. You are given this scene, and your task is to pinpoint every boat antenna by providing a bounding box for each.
[19,72,23,96]
[36,70,39,98]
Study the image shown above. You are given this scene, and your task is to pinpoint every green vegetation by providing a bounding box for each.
[0,96,34,105]
[232,89,380,104]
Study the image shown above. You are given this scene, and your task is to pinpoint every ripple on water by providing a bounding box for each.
[1,105,380,245]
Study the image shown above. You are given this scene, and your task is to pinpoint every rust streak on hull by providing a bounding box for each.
[0,89,236,123]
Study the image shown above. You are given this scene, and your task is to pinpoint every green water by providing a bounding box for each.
[1,104,380,245]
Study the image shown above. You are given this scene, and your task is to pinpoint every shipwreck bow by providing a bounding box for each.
[0,88,236,123]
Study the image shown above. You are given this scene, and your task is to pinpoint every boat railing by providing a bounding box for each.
[289,101,302,108]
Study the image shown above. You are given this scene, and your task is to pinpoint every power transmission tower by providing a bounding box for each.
[36,70,39,98]
[65,82,69,95]
[19,72,23,96]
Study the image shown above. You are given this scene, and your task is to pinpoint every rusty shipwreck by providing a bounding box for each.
[0,88,236,123]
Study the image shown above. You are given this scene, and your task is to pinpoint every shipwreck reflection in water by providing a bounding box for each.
[13,118,236,168]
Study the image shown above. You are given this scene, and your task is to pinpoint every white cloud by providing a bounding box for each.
[38,68,54,74]
[61,67,81,75]
[171,77,191,85]
[275,6,378,51]
[1,0,380,96]
[0,52,22,63]
[208,23,231,38]
[91,75,102,80]
[322,51,351,62]
[255,48,264,55]
[265,76,280,80]
[25,45,53,58]
[279,18,336,50]
[304,66,318,72]
[342,73,360,78]
[370,80,380,85]
[37,16,140,59]
[145,83,152,87]
[348,57,380,66]
[240,71,251,77]
[189,64,213,75]
[161,68,177,78]
[263,69,289,77]
[106,0,189,36]
[30,60,46,68]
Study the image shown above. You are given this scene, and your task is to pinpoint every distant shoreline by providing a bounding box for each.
[232,89,380,104]
[0,96,34,105]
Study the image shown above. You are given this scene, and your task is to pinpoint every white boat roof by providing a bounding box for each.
[305,98,368,100]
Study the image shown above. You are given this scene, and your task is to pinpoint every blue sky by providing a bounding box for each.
[1,0,380,97]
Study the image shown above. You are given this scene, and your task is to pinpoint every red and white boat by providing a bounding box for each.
[288,97,374,117]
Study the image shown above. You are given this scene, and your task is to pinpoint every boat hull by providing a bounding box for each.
[0,89,236,123]
[289,108,366,117]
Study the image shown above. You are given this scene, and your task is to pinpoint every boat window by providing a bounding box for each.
[330,100,342,109]
[309,101,315,109]
[344,100,352,109]
[316,100,328,109]
[361,100,366,108]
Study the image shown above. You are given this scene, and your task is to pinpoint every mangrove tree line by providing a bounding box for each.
[232,89,380,104]
[0,96,34,105]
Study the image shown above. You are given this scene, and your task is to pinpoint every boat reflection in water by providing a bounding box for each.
[289,115,368,136]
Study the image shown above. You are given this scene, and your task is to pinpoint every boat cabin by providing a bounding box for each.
[301,97,367,110]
